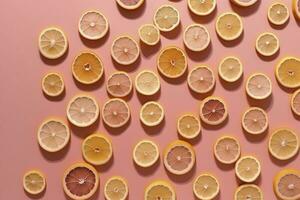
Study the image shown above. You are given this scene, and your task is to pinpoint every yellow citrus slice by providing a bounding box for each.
[216,12,243,41]
[291,89,300,116]
[256,32,279,57]
[268,2,289,26]
[116,0,144,10]
[63,162,99,200]
[104,176,128,200]
[183,24,210,52]
[133,140,160,168]
[276,57,300,89]
[107,71,132,98]
[37,118,70,152]
[67,95,99,127]
[193,173,219,200]
[177,114,201,139]
[235,155,261,183]
[218,56,243,83]
[242,107,268,135]
[23,170,46,195]
[231,0,258,7]
[214,136,241,164]
[102,98,130,128]
[246,73,272,100]
[234,184,264,200]
[144,180,176,200]
[188,0,217,16]
[42,72,64,97]
[188,65,215,94]
[293,0,300,21]
[78,10,109,40]
[140,101,164,127]
[135,70,160,96]
[153,5,180,32]
[163,140,195,175]
[138,24,160,46]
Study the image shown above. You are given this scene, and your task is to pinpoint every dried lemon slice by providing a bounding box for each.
[291,89,300,116]
[116,0,144,10]
[234,184,263,200]
[188,65,215,94]
[104,176,128,200]
[231,0,258,7]
[183,24,210,52]
[246,73,272,100]
[214,136,240,164]
[293,0,300,21]
[235,155,261,183]
[23,170,46,195]
[133,140,160,168]
[135,70,160,96]
[276,57,300,89]
[193,173,219,200]
[144,180,176,200]
[188,0,217,16]
[256,32,279,57]
[242,107,268,135]
[268,2,289,26]
[106,71,132,98]
[218,56,243,83]
[216,12,243,41]
[138,24,160,46]
[153,5,180,32]
[42,72,64,97]
[140,101,164,127]
[177,114,201,139]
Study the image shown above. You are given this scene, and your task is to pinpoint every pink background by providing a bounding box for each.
[1,0,300,199]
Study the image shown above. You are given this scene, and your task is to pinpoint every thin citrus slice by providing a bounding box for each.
[153,5,180,32]
[234,184,263,200]
[63,162,99,200]
[235,155,261,183]
[184,24,210,52]
[276,57,300,89]
[291,89,300,116]
[216,12,243,41]
[42,72,64,97]
[140,101,164,127]
[133,140,160,168]
[116,0,144,10]
[144,180,176,200]
[268,2,289,26]
[256,32,279,57]
[293,0,300,21]
[37,118,70,152]
[246,73,272,100]
[67,95,99,127]
[193,173,219,200]
[177,114,201,139]
[242,107,268,135]
[107,71,132,98]
[102,98,130,128]
[163,140,195,175]
[78,10,109,40]
[188,0,217,16]
[188,65,215,94]
[214,136,241,164]
[23,170,46,195]
[135,70,160,96]
[218,56,243,83]
[231,0,258,7]
[138,24,160,46]
[104,176,128,200]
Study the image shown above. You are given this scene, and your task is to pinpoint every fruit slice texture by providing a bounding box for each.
[256,32,279,57]
[42,72,64,97]
[140,101,164,127]
[214,136,241,164]
[107,71,132,98]
[153,5,180,32]
[242,107,268,135]
[116,0,144,10]
[218,56,243,83]
[268,2,289,26]
[135,70,160,96]
[276,57,300,88]
[291,89,300,116]
[193,173,219,200]
[133,140,160,168]
[188,0,217,16]
[231,0,258,7]
[138,24,160,46]
[144,180,176,200]
[104,176,128,200]
[246,73,272,100]
[234,184,264,200]
[23,170,46,195]
[216,12,243,41]
[177,114,201,139]
[188,65,215,94]
[293,0,300,21]
[184,24,210,52]
[235,156,261,183]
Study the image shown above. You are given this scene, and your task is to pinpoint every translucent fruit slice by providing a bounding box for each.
[37,119,70,152]
[246,73,272,100]
[107,71,132,98]
[216,12,243,41]
[42,72,64,97]
[235,156,261,183]
[193,173,220,200]
[234,184,264,200]
[177,114,201,139]
[116,0,145,10]
[256,32,279,57]
[135,70,160,96]
[104,176,128,200]
[153,5,180,32]
[291,89,300,116]
[183,24,210,52]
[63,162,99,200]
[23,170,46,195]
[138,24,160,46]
[145,180,176,200]
[214,136,241,164]
[188,65,215,94]
[276,57,300,88]
[140,101,164,127]
[231,0,258,7]
[218,56,243,83]
[268,2,289,26]
[242,107,268,135]
[133,140,160,168]
[188,0,217,16]
[293,0,300,21]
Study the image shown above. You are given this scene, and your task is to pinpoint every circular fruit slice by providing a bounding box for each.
[184,24,210,52]
[293,0,300,21]
[104,176,128,200]
[234,184,264,200]
[37,118,70,152]
[82,133,113,165]
[163,140,195,175]
[188,65,215,94]
[193,173,219,200]
[218,56,243,83]
[42,72,64,97]
[235,156,261,183]
[78,10,109,40]
[144,180,176,200]
[231,0,258,7]
[256,32,279,57]
[157,46,187,79]
[188,0,217,16]
[67,95,99,127]
[140,101,164,127]
[153,5,180,32]
[133,140,160,168]
[111,35,140,65]
[102,98,130,128]
[276,57,300,89]
[72,52,104,85]
[242,107,268,135]
[291,89,300,116]
[177,114,201,139]
[216,12,243,41]
[268,2,289,26]
[269,128,299,161]
[63,162,99,200]
[246,73,272,100]
[106,71,132,98]
[135,70,160,96]
[138,24,160,46]
[116,0,144,10]
[23,170,46,195]
[214,136,241,164]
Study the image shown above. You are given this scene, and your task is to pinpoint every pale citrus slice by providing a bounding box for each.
[235,155,261,183]
[144,180,176,200]
[214,136,241,164]
[102,98,130,128]
[231,0,258,7]
[188,65,215,94]
[242,107,268,135]
[234,184,264,200]
[23,170,46,195]
[78,10,109,40]
[63,162,99,200]
[106,71,132,98]
[38,27,68,59]
[163,140,195,175]
[268,128,299,161]
[67,95,99,127]
[140,101,164,127]
[276,57,300,89]
[42,72,64,97]
[293,0,300,21]
[133,140,160,168]
[268,2,289,26]
[216,12,243,41]
[135,70,160,96]
[218,56,243,83]
[116,0,144,10]
[188,0,217,16]
[153,5,180,32]
[193,173,219,200]
[138,24,160,46]
[72,52,104,85]
[111,35,140,65]
[246,73,272,100]
[256,32,279,57]
[184,24,210,52]
[37,118,70,152]
[104,176,128,200]
[82,133,113,165]
[177,114,201,139]
[291,89,300,116]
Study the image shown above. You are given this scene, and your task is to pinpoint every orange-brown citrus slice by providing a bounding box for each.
[144,180,176,200]
[214,136,241,164]
[276,57,300,89]
[107,71,132,98]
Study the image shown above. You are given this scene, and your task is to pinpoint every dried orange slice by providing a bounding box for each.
[42,72,64,97]
[104,176,128,200]
[133,140,160,168]
[246,73,272,100]
[188,65,215,94]
[177,114,201,139]
[256,32,279,57]
[135,70,160,96]
[234,184,263,200]
[116,0,144,10]
[106,71,132,98]
[153,5,180,32]
[293,0,300,21]
[193,173,219,200]
[218,56,243,83]
[291,89,300,116]
[188,0,217,16]
[138,24,160,46]
[144,180,176,200]
[276,57,300,89]
[235,156,261,183]
[268,2,289,26]
[242,107,268,135]
[23,170,46,195]
[183,24,210,52]
[63,162,99,200]
[214,136,241,164]
[140,101,164,127]
[231,0,258,7]
[216,12,243,41]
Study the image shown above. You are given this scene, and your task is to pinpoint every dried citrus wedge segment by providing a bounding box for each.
[104,176,128,200]
[293,0,300,21]
[42,72,64,97]
[23,170,46,195]
[291,89,300,116]
[138,24,160,46]
[135,70,160,96]
[214,136,241,164]
[256,32,279,57]
[218,56,243,83]
[184,24,210,52]
[188,65,215,94]
[133,140,160,168]
[246,73,272,100]
[242,107,268,135]
[177,114,201,139]
[107,71,132,98]
[144,180,176,200]
[188,0,217,16]
[231,0,258,7]
[153,5,180,32]
[268,2,289,26]
[216,12,243,41]
[140,101,164,127]
[116,0,144,10]
[193,173,219,200]
[276,57,300,89]
[234,184,263,200]
[235,156,261,183]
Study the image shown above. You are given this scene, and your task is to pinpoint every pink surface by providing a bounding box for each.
[1,0,300,199]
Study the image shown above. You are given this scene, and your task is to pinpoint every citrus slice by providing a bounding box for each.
[23,170,46,195]
[63,162,99,200]
[214,136,241,164]
[183,24,210,52]
[293,0,300,21]
[199,96,228,126]
[276,57,300,89]
[242,107,268,135]
[234,184,264,200]
[268,2,289,26]
[38,27,68,59]
[106,71,132,98]
[188,0,217,16]
[144,180,176,200]
[82,133,113,165]
[177,114,201,139]
[193,173,220,200]
[67,95,99,127]
[157,46,187,79]
[153,5,180,32]
[37,118,70,152]
[235,156,261,183]
[133,140,160,168]
[246,73,272,100]
[140,101,164,127]
[163,140,195,175]
[216,12,243,41]
[291,89,300,116]
[138,24,160,46]
[116,0,144,10]
[42,72,64,97]
[188,65,215,94]
[78,10,109,40]
[111,35,139,65]
[72,52,104,85]
[102,98,130,128]
[231,0,258,7]
[256,32,279,57]
[268,128,299,161]
[218,56,243,83]
[135,70,160,96]
[104,176,128,200]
